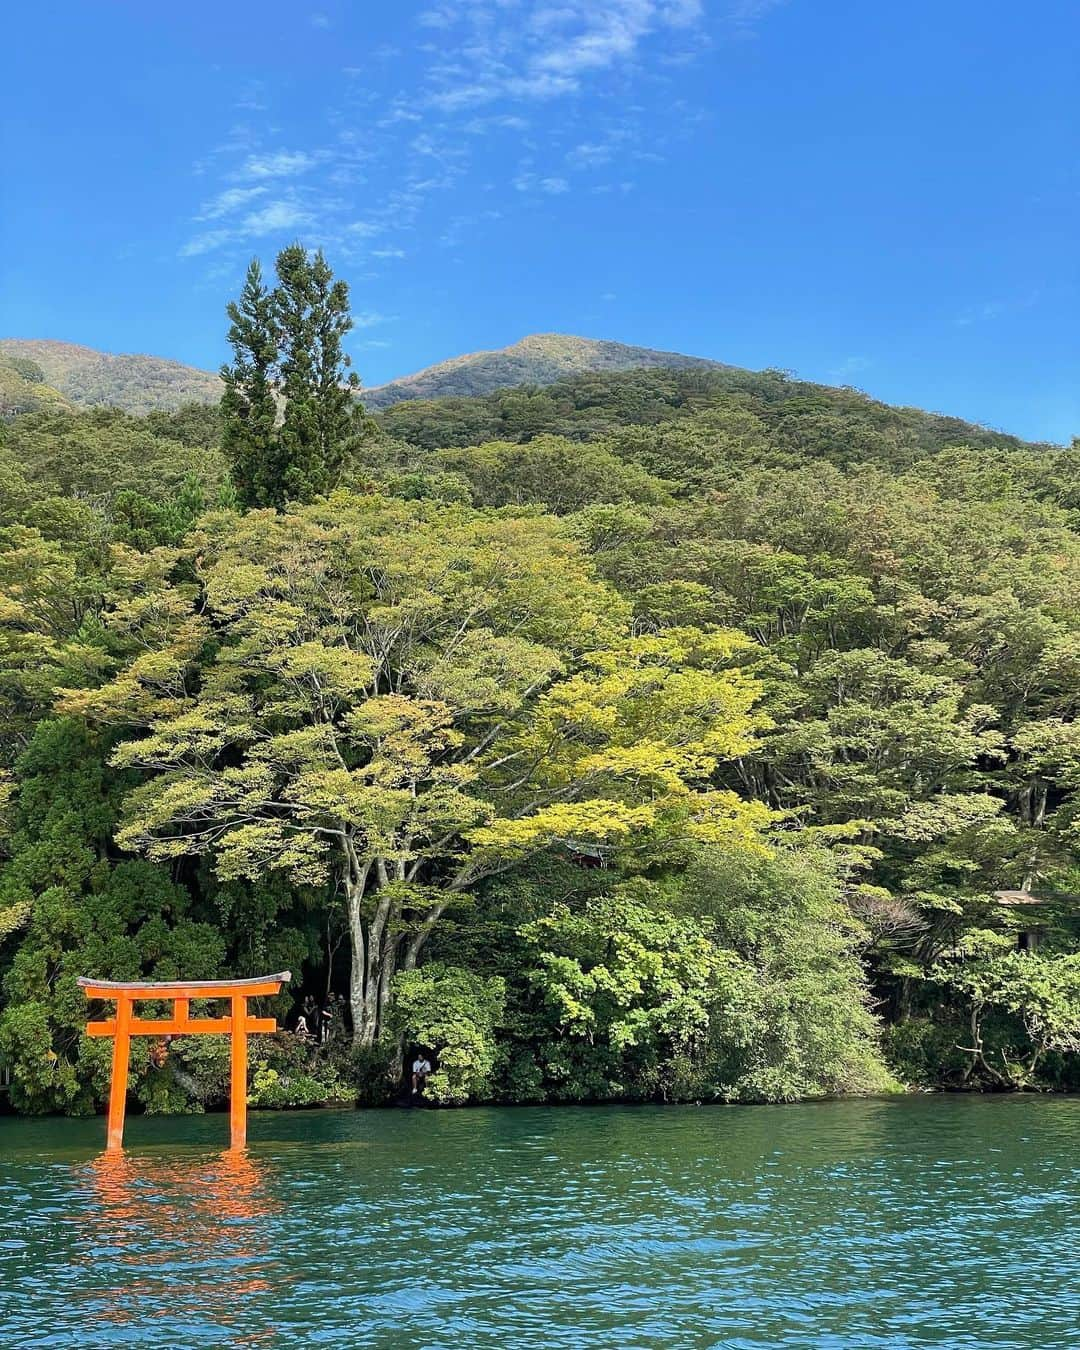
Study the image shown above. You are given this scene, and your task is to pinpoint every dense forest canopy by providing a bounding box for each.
[2,248,1079,1116]
[373,364,1057,462]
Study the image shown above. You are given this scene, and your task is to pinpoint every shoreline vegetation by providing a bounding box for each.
[2,247,1079,1121]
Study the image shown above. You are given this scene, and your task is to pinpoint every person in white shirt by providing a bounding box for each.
[411,1052,432,1098]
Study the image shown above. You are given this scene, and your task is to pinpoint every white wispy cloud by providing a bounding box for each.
[565,126,639,172]
[179,0,724,263]
[197,186,267,220]
[423,0,706,110]
[530,2,659,78]
[416,4,456,28]
[180,228,235,258]
[179,197,313,256]
[513,169,571,194]
[463,114,531,135]
[953,291,1042,328]
[243,200,314,234]
[568,141,616,168]
[239,150,322,180]
[725,0,789,33]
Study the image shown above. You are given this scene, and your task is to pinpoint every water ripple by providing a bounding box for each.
[1,1098,1079,1347]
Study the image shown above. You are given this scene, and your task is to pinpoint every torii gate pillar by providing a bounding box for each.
[78,973,290,1150]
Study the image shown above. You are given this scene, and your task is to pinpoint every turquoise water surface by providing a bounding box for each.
[1,1097,1078,1347]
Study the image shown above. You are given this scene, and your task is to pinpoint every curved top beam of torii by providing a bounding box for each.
[77,973,291,998]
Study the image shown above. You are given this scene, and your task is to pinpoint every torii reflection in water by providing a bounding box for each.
[79,1147,285,1345]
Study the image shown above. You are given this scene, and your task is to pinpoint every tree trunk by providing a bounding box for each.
[346,858,403,1048]
[345,876,371,1047]
[354,935,381,1047]
[341,849,386,1048]
[351,939,393,1048]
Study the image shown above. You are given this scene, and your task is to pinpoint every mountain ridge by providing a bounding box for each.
[0,335,1053,450]
[0,338,222,415]
[361,333,730,409]
[0,333,727,416]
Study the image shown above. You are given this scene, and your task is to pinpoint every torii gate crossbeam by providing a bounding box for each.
[78,972,290,1150]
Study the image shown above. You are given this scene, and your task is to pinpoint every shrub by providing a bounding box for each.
[246,1033,346,1109]
[390,964,506,1105]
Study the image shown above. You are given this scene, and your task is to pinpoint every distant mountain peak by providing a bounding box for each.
[0,332,726,418]
[362,333,726,410]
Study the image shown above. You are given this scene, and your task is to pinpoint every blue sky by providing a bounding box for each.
[3,1,1077,441]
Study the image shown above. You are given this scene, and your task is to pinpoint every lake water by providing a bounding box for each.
[1,1097,1078,1348]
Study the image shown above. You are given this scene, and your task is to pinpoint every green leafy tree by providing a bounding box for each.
[0,720,226,1113]
[1,407,225,503]
[518,883,730,1101]
[432,436,671,513]
[390,962,506,1104]
[273,245,365,504]
[681,845,894,1100]
[935,951,1080,1087]
[59,495,768,1046]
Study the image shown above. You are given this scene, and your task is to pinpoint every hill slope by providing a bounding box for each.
[0,333,724,416]
[0,355,75,416]
[0,336,1056,468]
[0,339,221,415]
[374,361,1053,462]
[363,334,728,410]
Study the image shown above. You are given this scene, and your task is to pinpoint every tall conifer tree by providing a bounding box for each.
[220,260,280,508]
[221,247,364,510]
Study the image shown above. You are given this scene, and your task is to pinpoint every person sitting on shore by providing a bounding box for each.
[411,1051,432,1098]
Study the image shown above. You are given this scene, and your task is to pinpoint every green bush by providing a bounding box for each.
[882,1018,969,1088]
[518,883,722,1103]
[346,1042,396,1106]
[246,1033,347,1109]
[390,964,506,1105]
[249,1064,340,1109]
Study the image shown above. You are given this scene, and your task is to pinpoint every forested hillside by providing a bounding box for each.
[0,355,74,417]
[0,339,221,414]
[375,363,1052,461]
[0,332,727,420]
[2,252,1078,1119]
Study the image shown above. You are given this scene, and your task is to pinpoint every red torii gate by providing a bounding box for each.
[78,972,291,1151]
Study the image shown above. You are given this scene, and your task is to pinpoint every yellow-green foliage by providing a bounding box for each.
[0,358,73,417]
[62,494,770,894]
[11,347,1077,1106]
[53,492,771,1047]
